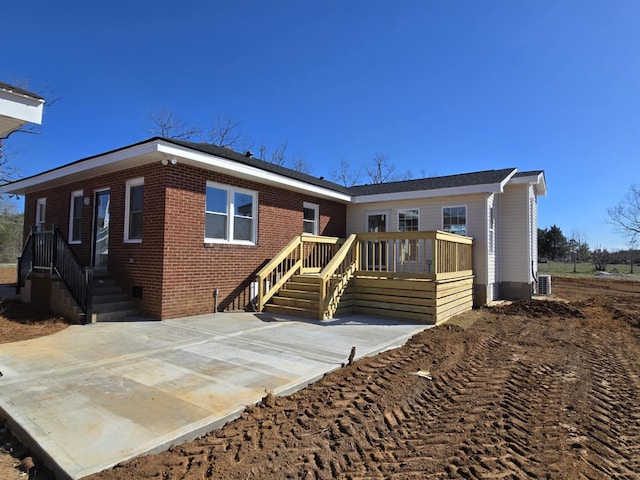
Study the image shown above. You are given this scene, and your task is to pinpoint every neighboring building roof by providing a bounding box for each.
[0,81,45,101]
[0,81,45,138]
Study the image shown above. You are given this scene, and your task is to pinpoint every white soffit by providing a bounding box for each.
[509,172,547,196]
[0,140,352,202]
[156,142,351,202]
[0,88,44,137]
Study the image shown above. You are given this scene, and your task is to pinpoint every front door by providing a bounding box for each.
[366,212,388,270]
[93,190,110,269]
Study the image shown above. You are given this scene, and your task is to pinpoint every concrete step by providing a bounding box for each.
[92,278,118,288]
[92,300,136,314]
[92,293,129,304]
[92,308,139,322]
[91,286,123,297]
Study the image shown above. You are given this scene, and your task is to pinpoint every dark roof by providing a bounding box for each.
[166,138,353,195]
[348,168,517,196]
[513,170,543,178]
[0,81,44,101]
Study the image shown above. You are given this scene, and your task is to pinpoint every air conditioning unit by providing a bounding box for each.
[538,275,552,295]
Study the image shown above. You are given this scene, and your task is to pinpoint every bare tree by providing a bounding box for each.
[146,109,200,140]
[290,154,311,174]
[608,184,640,243]
[592,247,610,272]
[365,153,396,184]
[268,140,289,166]
[199,116,252,150]
[331,158,361,187]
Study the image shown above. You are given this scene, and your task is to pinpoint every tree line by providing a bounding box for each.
[538,225,638,272]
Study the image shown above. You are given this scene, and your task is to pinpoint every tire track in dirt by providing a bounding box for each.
[580,339,640,478]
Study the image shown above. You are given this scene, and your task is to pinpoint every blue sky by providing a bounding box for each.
[3,0,639,249]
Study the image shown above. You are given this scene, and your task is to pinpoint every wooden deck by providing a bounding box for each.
[255,231,474,324]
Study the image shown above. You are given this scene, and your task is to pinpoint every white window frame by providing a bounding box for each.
[365,210,389,233]
[442,205,468,236]
[205,181,258,245]
[398,208,420,263]
[124,177,144,243]
[35,198,46,232]
[302,202,319,235]
[488,205,495,255]
[69,190,84,244]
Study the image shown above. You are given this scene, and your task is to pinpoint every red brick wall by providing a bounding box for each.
[22,163,166,318]
[159,163,346,318]
[22,162,347,319]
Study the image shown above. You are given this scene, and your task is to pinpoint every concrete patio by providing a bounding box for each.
[0,312,431,479]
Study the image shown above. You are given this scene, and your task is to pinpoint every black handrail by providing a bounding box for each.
[16,226,93,323]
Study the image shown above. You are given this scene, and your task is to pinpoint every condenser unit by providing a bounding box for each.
[538,275,552,295]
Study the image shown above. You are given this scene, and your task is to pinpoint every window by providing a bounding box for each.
[35,198,46,232]
[398,209,419,262]
[205,182,257,244]
[489,206,495,254]
[69,190,83,243]
[442,206,467,236]
[125,178,144,242]
[303,202,319,235]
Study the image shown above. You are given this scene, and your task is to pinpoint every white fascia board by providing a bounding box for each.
[0,89,45,125]
[351,181,511,204]
[156,142,352,203]
[509,172,547,196]
[0,142,160,195]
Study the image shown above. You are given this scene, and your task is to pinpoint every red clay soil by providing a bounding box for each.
[2,275,640,479]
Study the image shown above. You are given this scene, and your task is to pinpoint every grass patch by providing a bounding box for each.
[538,261,640,279]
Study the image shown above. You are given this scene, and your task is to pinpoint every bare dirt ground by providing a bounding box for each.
[2,274,640,479]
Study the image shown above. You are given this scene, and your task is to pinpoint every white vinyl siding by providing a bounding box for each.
[69,190,83,244]
[500,184,532,284]
[346,193,490,289]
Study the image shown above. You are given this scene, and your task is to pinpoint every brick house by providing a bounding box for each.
[1,137,546,322]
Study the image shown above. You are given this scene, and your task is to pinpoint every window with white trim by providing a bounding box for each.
[489,206,495,254]
[69,190,83,243]
[124,178,144,243]
[303,202,319,235]
[398,208,419,262]
[35,198,46,232]
[442,206,467,236]
[205,181,257,244]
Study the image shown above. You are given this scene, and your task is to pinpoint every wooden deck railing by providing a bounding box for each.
[255,235,343,312]
[318,234,359,319]
[355,230,473,280]
[257,230,473,320]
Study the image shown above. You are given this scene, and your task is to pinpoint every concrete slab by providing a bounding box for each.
[0,312,431,479]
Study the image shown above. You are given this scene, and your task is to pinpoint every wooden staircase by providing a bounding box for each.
[263,274,321,318]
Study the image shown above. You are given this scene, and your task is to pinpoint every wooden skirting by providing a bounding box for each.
[343,272,474,324]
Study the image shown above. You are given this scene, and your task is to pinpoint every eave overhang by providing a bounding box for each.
[509,171,547,196]
[351,169,518,204]
[0,86,45,138]
[0,139,352,203]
